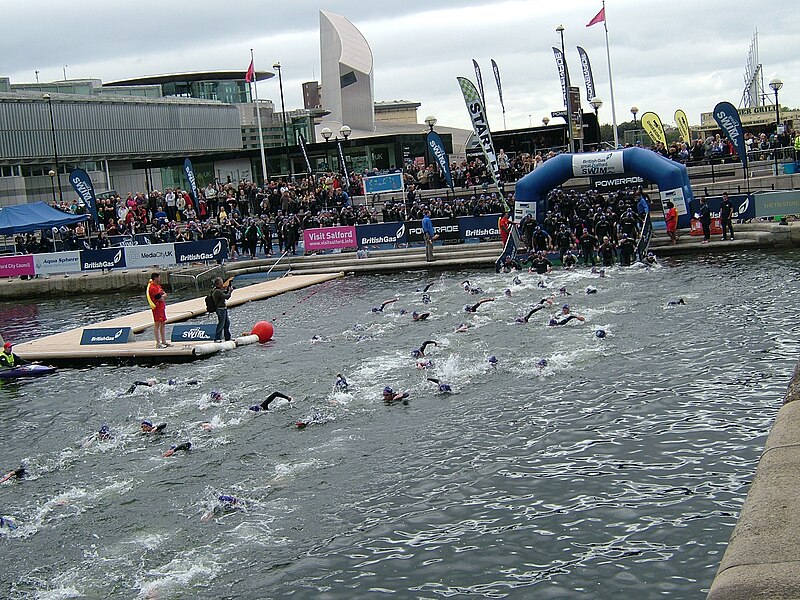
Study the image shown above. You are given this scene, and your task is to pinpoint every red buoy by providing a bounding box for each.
[251,321,274,343]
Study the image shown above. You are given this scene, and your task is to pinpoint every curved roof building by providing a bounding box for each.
[320,11,375,132]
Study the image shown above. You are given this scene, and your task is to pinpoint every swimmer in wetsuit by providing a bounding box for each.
[412,311,430,321]
[201,494,247,522]
[372,299,398,313]
[382,386,410,404]
[464,298,495,313]
[515,304,548,323]
[558,286,571,297]
[249,391,292,412]
[335,373,349,391]
[295,408,332,429]
[487,355,498,367]
[141,420,167,434]
[0,467,25,484]
[416,282,435,293]
[454,323,470,333]
[411,340,438,358]
[548,304,586,326]
[667,298,686,306]
[162,441,191,457]
[503,288,512,297]
[126,379,157,394]
[0,516,17,530]
[461,280,483,295]
[426,378,452,393]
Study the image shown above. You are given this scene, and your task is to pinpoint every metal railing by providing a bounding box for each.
[169,264,224,292]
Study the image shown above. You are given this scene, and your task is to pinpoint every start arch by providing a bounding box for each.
[514,148,694,227]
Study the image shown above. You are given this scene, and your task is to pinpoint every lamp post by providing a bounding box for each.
[630,106,639,146]
[272,62,293,181]
[590,97,603,149]
[556,24,573,153]
[43,94,63,203]
[542,116,550,127]
[48,169,57,205]
[769,77,783,174]
[320,125,351,199]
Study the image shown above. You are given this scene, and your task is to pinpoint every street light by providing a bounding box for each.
[272,61,292,181]
[48,169,57,205]
[556,24,573,153]
[590,97,603,148]
[769,77,783,173]
[424,115,437,132]
[630,106,639,145]
[339,124,351,140]
[542,116,550,127]
[43,93,63,203]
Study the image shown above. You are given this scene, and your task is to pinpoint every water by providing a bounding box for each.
[1,250,798,599]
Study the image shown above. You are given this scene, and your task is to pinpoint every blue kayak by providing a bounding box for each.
[0,365,56,379]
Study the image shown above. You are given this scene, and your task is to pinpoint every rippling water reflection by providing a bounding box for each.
[1,249,798,599]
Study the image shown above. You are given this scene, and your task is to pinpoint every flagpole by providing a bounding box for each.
[250,49,268,186]
[602,1,620,148]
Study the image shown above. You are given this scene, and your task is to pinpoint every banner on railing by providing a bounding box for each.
[356,222,408,247]
[80,327,134,345]
[81,248,126,271]
[33,251,82,275]
[303,226,358,252]
[0,255,35,278]
[459,215,501,240]
[125,243,176,268]
[175,239,228,263]
[170,324,217,343]
[108,234,153,247]
[406,217,460,243]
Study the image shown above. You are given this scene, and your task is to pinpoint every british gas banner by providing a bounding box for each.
[183,158,199,204]
[459,215,501,240]
[125,243,176,268]
[675,109,691,143]
[576,46,596,104]
[427,131,454,190]
[713,102,748,169]
[33,251,81,275]
[356,222,408,247]
[80,247,126,271]
[457,77,502,193]
[175,238,228,263]
[552,47,569,108]
[640,112,667,148]
[303,226,357,252]
[69,168,100,226]
[406,218,460,243]
[572,152,624,177]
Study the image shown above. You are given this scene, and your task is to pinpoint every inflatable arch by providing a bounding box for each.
[514,148,695,228]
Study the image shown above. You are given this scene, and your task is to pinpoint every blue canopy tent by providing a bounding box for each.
[0,202,89,236]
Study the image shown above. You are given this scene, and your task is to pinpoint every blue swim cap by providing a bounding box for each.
[537,358,548,367]
[99,425,109,435]
[562,304,569,309]
[399,309,407,315]
[141,420,152,428]
[210,390,222,401]
[168,378,177,386]
[383,386,394,395]
[412,311,419,317]
[218,495,236,503]
[549,318,558,326]
[596,329,607,338]
[488,355,498,364]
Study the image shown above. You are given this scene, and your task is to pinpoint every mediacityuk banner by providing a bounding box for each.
[457,77,502,194]
[674,109,691,143]
[183,158,199,205]
[640,111,667,148]
[303,226,357,252]
[576,46,596,104]
[552,47,569,108]
[713,102,748,169]
[69,168,100,226]
[427,131,454,190]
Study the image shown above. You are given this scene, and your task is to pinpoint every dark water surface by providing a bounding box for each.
[0,250,797,599]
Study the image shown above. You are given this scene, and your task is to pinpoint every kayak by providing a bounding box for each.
[0,364,57,379]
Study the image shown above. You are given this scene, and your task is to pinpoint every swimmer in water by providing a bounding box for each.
[126,379,157,394]
[421,293,431,305]
[209,390,224,402]
[335,373,349,391]
[461,280,483,295]
[426,377,452,394]
[201,494,247,522]
[295,408,332,429]
[515,304,548,323]
[586,286,598,295]
[382,386,410,405]
[249,391,292,412]
[503,288,512,298]
[97,425,112,441]
[0,467,25,484]
[512,276,522,285]
[372,298,398,313]
[644,252,657,266]
[591,266,606,277]
[487,355,498,367]
[0,516,17,530]
[141,420,167,434]
[548,304,586,326]
[595,329,607,338]
[416,282,435,293]
[464,298,495,313]
[536,358,548,369]
[412,311,430,321]
[415,358,433,369]
[162,441,191,457]
[411,340,438,358]
[667,298,686,306]
[454,323,470,333]
[558,286,571,297]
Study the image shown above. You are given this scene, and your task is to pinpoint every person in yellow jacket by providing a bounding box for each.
[793,132,800,162]
[147,272,170,348]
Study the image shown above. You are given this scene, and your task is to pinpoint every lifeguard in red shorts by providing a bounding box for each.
[147,272,170,348]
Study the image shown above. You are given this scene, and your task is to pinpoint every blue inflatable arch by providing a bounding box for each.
[514,148,695,227]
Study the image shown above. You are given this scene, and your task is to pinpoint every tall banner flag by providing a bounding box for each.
[586,6,606,27]
[427,131,454,190]
[576,46,596,103]
[490,59,506,130]
[472,59,487,113]
[245,59,255,83]
[69,168,99,226]
[552,47,569,108]
[183,158,198,204]
[457,77,503,198]
[297,132,313,177]
[674,109,691,143]
[713,102,748,169]
[336,139,350,187]
[640,112,667,148]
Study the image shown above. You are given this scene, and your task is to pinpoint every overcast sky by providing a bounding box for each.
[4,0,798,132]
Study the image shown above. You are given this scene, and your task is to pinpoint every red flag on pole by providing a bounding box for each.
[245,59,255,83]
[586,7,605,27]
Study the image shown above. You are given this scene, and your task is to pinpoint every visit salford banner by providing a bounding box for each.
[552,47,569,108]
[640,111,667,148]
[674,109,691,143]
[576,46,596,104]
[713,102,748,169]
[303,226,357,252]
[427,131,454,190]
[457,77,502,193]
